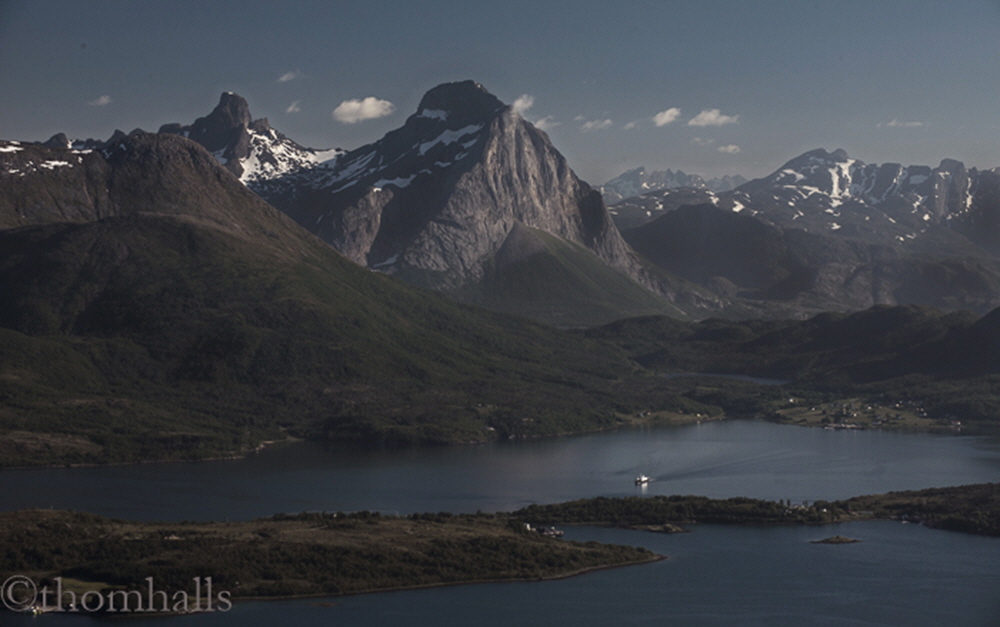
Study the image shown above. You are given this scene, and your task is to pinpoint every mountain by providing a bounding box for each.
[724,148,991,244]
[158,92,344,185]
[599,167,746,205]
[0,132,680,465]
[608,187,722,231]
[612,148,1000,239]
[161,83,718,326]
[613,148,1000,317]
[623,203,1000,317]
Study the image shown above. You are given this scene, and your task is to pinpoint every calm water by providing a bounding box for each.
[6,522,1000,627]
[3,421,1000,625]
[3,421,1000,521]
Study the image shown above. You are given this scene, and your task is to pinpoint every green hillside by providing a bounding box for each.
[0,135,657,465]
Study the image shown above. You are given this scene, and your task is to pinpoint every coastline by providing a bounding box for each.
[0,436,304,471]
[232,552,667,603]
[1,407,988,471]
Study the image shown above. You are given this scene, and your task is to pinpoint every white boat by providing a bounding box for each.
[635,474,650,485]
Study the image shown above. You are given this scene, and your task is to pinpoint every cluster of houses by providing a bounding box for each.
[523,523,564,537]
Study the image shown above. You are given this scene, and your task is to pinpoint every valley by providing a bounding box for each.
[4,85,1000,467]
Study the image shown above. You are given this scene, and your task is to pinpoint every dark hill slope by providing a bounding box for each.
[585,304,1000,428]
[0,134,648,465]
[623,203,1000,317]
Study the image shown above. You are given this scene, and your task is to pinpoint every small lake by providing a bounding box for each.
[3,421,1000,625]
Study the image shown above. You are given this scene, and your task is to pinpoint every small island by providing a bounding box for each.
[811,535,860,544]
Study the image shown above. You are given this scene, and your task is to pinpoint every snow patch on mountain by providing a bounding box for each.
[238,127,343,185]
[417,124,482,156]
[418,109,448,121]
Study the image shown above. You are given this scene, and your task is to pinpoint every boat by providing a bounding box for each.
[635,474,649,485]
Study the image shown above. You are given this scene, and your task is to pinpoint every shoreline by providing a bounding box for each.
[232,552,667,604]
[0,436,304,471]
[6,411,982,472]
[6,554,667,617]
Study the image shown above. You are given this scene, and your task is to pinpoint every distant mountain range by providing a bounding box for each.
[599,167,746,205]
[612,148,1000,317]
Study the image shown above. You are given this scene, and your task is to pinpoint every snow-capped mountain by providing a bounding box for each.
[599,166,745,204]
[614,148,1000,317]
[158,92,343,186]
[610,148,1000,248]
[725,148,991,244]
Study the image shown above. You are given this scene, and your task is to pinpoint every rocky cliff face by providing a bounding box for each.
[241,81,704,310]
[20,83,716,324]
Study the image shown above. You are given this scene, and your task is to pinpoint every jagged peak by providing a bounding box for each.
[182,92,252,153]
[41,133,71,149]
[208,92,252,128]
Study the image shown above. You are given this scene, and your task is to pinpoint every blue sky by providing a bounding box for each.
[3,0,1000,184]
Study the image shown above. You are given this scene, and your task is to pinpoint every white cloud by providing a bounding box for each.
[332,97,396,124]
[286,101,301,114]
[581,118,613,132]
[653,107,681,127]
[688,109,740,126]
[278,70,304,83]
[717,144,741,154]
[880,119,924,128]
[532,116,559,131]
[691,137,715,146]
[87,95,112,107]
[623,121,637,130]
[512,94,534,114]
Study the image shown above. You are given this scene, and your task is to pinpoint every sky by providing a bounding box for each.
[3,0,1000,184]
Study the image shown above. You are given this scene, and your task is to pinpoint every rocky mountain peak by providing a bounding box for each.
[414,80,504,124]
[41,133,71,149]
[187,92,252,153]
[158,93,342,182]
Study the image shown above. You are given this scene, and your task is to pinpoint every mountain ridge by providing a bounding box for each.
[157,81,716,325]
